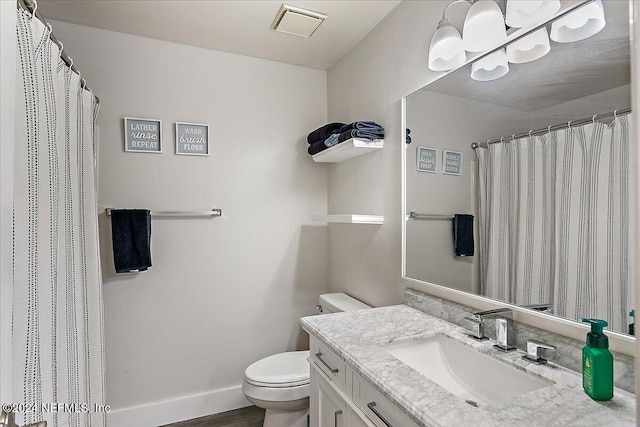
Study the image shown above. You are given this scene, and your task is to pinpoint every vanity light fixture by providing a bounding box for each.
[505,0,560,28]
[470,48,509,81]
[462,0,507,52]
[427,0,607,81]
[550,0,606,43]
[271,3,327,38]
[506,27,551,63]
[428,18,467,71]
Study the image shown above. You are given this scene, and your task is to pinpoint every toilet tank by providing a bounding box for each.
[317,293,370,314]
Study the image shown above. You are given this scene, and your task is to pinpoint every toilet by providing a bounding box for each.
[242,293,370,427]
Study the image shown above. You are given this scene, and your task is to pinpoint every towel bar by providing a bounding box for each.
[409,211,454,220]
[105,208,222,217]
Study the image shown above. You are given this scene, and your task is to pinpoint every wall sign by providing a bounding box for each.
[417,147,438,173]
[176,122,209,156]
[443,150,463,176]
[124,117,162,153]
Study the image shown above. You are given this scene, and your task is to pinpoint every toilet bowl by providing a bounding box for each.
[242,350,311,427]
[242,293,370,427]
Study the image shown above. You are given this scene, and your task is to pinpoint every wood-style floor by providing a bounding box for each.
[161,406,265,427]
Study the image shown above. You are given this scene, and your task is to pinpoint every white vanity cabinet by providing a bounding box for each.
[309,336,420,427]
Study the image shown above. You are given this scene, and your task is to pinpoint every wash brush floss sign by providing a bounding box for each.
[176,122,209,156]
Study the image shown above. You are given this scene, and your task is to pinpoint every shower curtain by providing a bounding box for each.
[12,9,106,427]
[476,115,631,333]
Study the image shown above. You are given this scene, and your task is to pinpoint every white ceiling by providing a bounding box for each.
[37,0,401,70]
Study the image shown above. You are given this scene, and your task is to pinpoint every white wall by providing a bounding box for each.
[326,0,636,356]
[50,21,328,426]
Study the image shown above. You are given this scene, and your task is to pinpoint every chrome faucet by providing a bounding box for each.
[520,303,553,313]
[494,317,515,352]
[522,339,556,364]
[465,308,515,351]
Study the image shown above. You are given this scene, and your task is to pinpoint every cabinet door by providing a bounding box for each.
[311,364,347,427]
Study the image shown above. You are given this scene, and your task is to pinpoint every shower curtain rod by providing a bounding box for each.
[471,107,631,149]
[17,0,100,104]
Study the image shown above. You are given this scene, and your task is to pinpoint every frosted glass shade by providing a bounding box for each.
[506,28,551,63]
[428,20,467,71]
[550,0,606,43]
[505,0,560,28]
[463,0,507,52]
[471,49,509,81]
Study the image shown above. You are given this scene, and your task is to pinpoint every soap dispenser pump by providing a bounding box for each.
[579,318,613,401]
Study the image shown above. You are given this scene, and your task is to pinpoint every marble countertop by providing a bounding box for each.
[300,305,635,427]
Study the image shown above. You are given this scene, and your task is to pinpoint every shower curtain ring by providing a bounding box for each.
[30,0,38,19]
[567,121,572,130]
[46,22,52,34]
[68,56,73,68]
[592,115,597,124]
[614,110,618,120]
[511,134,516,142]
[547,125,551,134]
[529,130,533,138]
[500,137,504,144]
[81,79,86,90]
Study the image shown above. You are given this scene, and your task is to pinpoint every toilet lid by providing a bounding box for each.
[244,350,310,388]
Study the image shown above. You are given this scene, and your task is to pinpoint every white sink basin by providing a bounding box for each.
[382,334,553,407]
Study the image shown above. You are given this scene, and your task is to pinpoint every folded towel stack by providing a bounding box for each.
[307,121,384,156]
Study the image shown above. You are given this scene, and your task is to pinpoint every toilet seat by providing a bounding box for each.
[244,350,310,388]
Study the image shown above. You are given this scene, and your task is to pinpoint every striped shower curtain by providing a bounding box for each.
[13,9,106,427]
[476,115,631,333]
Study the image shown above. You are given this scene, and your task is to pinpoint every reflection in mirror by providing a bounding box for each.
[404,0,633,335]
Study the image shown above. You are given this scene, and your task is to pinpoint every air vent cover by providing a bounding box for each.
[271,4,327,38]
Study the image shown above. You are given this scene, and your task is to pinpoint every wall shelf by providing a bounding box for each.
[312,138,384,163]
[311,214,384,225]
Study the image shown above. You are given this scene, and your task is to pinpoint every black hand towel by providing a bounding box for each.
[453,214,474,257]
[307,122,345,145]
[110,209,152,273]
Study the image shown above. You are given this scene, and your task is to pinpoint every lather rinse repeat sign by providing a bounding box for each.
[124,117,162,153]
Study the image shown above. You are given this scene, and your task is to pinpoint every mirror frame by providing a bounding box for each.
[401,0,636,355]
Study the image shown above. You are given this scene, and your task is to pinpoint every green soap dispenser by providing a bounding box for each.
[580,318,613,401]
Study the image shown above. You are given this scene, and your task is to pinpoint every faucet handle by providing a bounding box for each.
[463,316,488,341]
[523,339,556,364]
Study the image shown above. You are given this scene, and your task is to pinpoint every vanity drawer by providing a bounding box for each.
[311,336,347,392]
[353,371,420,427]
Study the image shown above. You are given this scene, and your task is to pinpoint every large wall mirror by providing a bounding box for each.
[403,0,634,335]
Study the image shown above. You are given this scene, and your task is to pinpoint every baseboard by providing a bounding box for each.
[107,384,251,427]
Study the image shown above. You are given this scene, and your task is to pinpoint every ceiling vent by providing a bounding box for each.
[271,4,327,38]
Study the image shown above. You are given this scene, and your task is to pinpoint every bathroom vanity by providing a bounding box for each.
[301,302,635,427]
